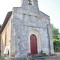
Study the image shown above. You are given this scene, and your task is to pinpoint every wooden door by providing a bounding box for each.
[30,34,38,54]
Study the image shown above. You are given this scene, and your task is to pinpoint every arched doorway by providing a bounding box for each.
[30,34,38,54]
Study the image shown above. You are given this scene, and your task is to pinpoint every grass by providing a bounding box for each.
[0,56,5,60]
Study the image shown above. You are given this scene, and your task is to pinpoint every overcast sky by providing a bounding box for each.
[0,0,60,32]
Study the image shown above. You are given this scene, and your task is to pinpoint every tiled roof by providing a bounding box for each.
[0,11,12,34]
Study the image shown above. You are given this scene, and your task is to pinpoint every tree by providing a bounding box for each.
[51,24,60,52]
[53,39,60,52]
[0,25,1,29]
[51,24,59,39]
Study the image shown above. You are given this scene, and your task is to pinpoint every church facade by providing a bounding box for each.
[0,0,54,58]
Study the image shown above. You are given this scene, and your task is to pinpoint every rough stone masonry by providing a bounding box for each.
[11,0,54,59]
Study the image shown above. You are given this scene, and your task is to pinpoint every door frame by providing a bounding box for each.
[28,29,41,55]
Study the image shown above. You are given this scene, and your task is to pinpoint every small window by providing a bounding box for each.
[28,0,34,5]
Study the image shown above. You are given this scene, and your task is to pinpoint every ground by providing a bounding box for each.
[55,52,60,56]
[0,52,60,60]
[0,56,5,60]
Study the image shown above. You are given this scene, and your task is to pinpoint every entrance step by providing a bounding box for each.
[5,55,60,60]
[30,55,45,60]
[30,56,45,60]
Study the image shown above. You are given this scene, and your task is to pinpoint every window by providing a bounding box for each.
[28,0,34,5]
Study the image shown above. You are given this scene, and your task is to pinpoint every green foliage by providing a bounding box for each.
[53,39,60,52]
[51,24,60,52]
[0,56,5,60]
[51,24,59,39]
[0,25,1,29]
[0,25,1,27]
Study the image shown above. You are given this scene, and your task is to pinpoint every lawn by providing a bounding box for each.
[0,56,5,60]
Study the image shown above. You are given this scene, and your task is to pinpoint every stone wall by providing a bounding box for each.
[0,15,12,56]
[11,6,54,58]
[11,0,54,58]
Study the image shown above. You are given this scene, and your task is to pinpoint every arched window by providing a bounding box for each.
[28,0,33,5]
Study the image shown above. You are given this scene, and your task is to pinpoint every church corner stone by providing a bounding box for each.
[11,0,54,59]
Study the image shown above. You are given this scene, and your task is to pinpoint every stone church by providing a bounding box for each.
[0,0,54,58]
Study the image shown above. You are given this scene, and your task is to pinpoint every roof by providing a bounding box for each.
[0,11,12,34]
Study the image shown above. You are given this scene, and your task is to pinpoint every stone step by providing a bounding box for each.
[31,57,45,60]
[5,57,45,60]
[31,56,45,60]
[5,55,60,60]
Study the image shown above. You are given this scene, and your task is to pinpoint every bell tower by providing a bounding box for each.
[20,0,39,11]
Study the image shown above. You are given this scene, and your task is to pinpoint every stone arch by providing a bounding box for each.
[28,29,41,54]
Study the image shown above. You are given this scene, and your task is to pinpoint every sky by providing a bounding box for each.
[0,0,60,32]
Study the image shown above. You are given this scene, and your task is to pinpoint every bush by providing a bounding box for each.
[53,39,60,52]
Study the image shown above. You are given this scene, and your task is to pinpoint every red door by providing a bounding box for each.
[30,34,38,54]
